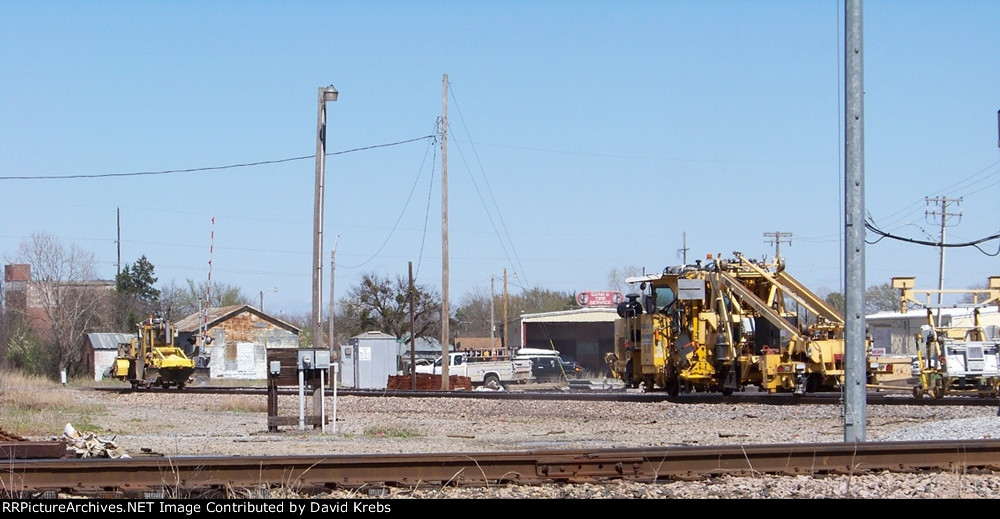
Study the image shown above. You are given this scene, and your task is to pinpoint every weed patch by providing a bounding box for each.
[363,426,423,438]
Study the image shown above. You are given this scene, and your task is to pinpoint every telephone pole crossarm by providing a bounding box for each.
[763,231,793,260]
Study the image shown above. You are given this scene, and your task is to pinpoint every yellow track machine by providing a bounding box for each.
[892,276,1000,399]
[606,252,886,395]
[112,315,196,390]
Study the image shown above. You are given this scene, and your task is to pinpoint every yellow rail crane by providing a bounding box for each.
[112,315,196,390]
[892,276,1000,399]
[606,252,888,395]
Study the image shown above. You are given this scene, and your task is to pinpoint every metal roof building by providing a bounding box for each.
[867,306,1000,356]
[519,307,619,376]
[82,332,132,382]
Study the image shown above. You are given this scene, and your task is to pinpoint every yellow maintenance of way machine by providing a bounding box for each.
[112,315,196,390]
[892,276,1000,399]
[606,252,890,395]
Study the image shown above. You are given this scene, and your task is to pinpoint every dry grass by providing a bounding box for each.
[0,370,106,437]
[207,395,269,413]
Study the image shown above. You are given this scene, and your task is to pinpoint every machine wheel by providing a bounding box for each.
[665,374,680,397]
[806,373,823,393]
[483,374,500,388]
[912,387,924,399]
[932,386,945,399]
[640,375,655,394]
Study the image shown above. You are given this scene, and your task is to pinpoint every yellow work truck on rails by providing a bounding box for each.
[605,252,891,395]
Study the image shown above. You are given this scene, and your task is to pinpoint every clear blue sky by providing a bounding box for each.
[2,1,999,318]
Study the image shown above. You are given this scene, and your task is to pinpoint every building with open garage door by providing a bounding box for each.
[519,307,619,377]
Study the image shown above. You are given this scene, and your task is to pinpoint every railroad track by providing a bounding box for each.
[90,385,1000,407]
[4,440,1000,499]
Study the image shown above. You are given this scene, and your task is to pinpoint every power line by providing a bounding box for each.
[864,217,1000,256]
[0,135,435,181]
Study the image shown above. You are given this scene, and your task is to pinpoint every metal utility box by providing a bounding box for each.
[340,332,398,389]
[297,349,331,370]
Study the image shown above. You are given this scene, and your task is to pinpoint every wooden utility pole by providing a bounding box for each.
[116,207,121,275]
[503,268,508,351]
[409,261,416,390]
[763,231,793,260]
[490,275,495,348]
[329,234,339,358]
[441,74,450,390]
[925,196,962,313]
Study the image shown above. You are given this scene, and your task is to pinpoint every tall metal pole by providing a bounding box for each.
[440,74,450,389]
[844,0,867,443]
[313,85,338,351]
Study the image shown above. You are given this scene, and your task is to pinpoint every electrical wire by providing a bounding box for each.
[0,136,436,181]
[864,217,1000,256]
[334,136,439,271]
[446,82,530,289]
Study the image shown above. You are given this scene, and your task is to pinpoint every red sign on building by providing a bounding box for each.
[576,291,625,308]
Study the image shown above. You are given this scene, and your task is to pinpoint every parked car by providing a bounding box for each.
[515,348,583,381]
[560,358,584,379]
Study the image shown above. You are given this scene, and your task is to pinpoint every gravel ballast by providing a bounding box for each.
[49,387,1000,499]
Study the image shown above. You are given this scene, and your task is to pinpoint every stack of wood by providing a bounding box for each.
[387,373,472,391]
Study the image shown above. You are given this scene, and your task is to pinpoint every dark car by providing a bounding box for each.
[560,358,584,379]
[515,349,583,381]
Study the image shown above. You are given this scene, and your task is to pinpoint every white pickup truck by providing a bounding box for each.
[415,352,533,388]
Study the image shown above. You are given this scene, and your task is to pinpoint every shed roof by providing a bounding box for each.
[85,332,132,350]
[867,305,999,322]
[173,304,300,334]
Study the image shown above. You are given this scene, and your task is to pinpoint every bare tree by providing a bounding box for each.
[454,285,493,339]
[452,284,577,347]
[960,281,991,304]
[8,233,111,378]
[607,266,646,295]
[158,278,251,320]
[339,272,442,342]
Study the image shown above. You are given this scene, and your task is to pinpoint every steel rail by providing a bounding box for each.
[5,440,1000,498]
[90,386,1000,407]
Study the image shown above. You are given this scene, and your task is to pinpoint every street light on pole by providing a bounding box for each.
[313,85,338,351]
[260,287,277,313]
